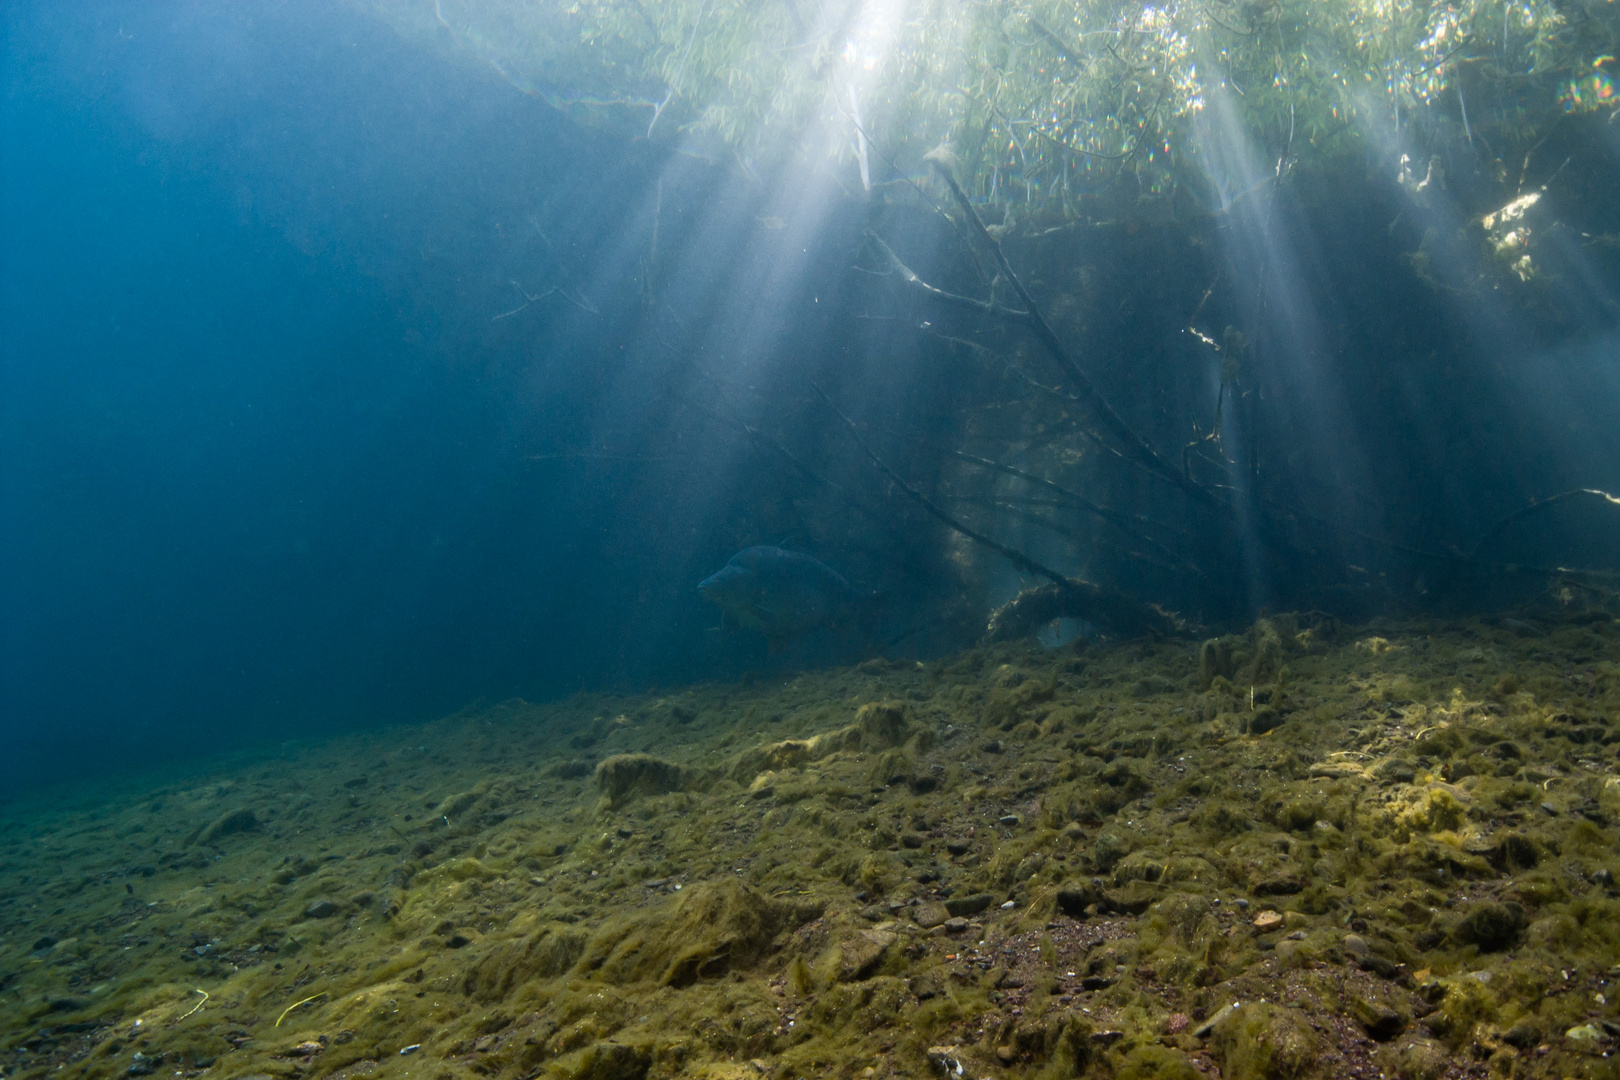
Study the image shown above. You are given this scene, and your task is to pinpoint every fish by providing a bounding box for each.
[698,546,865,653]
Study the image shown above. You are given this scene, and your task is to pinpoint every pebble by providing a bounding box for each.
[943,917,970,935]
[304,899,339,919]
[998,814,1020,827]
[1252,910,1284,932]
[1343,933,1370,959]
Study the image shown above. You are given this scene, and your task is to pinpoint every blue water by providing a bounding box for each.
[4,1,1619,794]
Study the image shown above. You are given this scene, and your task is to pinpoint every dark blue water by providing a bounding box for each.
[5,1,1620,795]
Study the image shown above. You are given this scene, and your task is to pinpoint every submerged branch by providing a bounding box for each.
[1469,489,1620,558]
[816,383,1182,639]
[922,151,1217,507]
[812,383,1069,585]
[867,234,1030,321]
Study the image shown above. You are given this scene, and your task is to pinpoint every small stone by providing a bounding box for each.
[998,814,1021,827]
[128,1053,157,1076]
[304,899,339,919]
[943,917,970,935]
[1253,910,1284,932]
[913,901,951,929]
[1501,1021,1540,1049]
[926,1046,967,1078]
[1343,934,1369,959]
[946,840,970,856]
[995,1045,1016,1063]
[1165,1013,1190,1035]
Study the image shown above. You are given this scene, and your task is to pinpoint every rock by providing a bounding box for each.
[1056,887,1095,917]
[1349,994,1404,1041]
[1099,881,1157,916]
[1193,1002,1238,1038]
[304,899,339,919]
[555,1041,652,1080]
[943,917,970,935]
[913,901,951,929]
[1244,706,1285,736]
[1209,1003,1320,1080]
[1252,910,1284,932]
[1391,1036,1450,1080]
[945,893,994,917]
[1252,874,1304,896]
[595,754,693,809]
[994,1045,1016,1064]
[1342,934,1369,960]
[1451,901,1525,951]
[998,814,1021,827]
[1308,762,1366,779]
[1501,1021,1540,1048]
[128,1053,158,1076]
[1358,954,1403,980]
[836,929,896,981]
[855,701,914,749]
[190,808,259,847]
[926,1046,969,1078]
[1374,759,1417,783]
[946,840,970,856]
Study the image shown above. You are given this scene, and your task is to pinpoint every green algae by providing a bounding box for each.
[3,614,1620,1080]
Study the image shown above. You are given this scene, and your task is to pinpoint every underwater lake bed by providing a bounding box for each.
[4,612,1620,1080]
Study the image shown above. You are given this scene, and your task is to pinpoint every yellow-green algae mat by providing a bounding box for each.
[5,613,1620,1080]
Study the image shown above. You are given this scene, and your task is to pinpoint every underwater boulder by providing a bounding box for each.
[1209,1002,1323,1080]
[547,1041,651,1080]
[463,922,590,1001]
[1451,900,1525,951]
[854,700,914,749]
[594,753,692,810]
[186,807,259,847]
[577,877,817,988]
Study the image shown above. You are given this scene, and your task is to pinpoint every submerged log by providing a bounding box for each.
[986,578,1180,641]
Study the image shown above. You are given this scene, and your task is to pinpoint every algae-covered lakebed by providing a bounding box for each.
[6,614,1620,1080]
